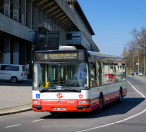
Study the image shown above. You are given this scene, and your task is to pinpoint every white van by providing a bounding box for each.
[0,64,27,83]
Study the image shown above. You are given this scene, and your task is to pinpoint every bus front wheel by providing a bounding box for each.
[98,96,104,113]
[94,95,104,114]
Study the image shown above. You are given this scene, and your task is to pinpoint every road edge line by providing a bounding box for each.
[76,80,146,132]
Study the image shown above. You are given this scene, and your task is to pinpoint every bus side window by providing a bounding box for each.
[90,62,98,87]
[96,61,102,86]
[122,64,126,81]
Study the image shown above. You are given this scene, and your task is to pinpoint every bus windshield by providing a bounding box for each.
[33,62,87,90]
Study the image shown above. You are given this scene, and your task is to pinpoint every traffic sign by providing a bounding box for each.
[36,94,40,99]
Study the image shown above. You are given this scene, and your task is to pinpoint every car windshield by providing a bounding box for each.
[33,62,88,90]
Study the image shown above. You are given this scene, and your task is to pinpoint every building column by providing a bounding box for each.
[20,43,26,65]
[4,0,10,17]
[32,7,38,31]
[13,0,19,21]
[38,10,44,25]
[21,0,26,25]
[47,18,51,31]
[51,19,54,31]
[43,14,47,28]
[27,0,32,28]
[4,38,11,64]
[13,41,19,64]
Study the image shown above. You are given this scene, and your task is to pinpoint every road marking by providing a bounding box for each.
[77,80,146,132]
[32,119,44,122]
[5,124,21,129]
[128,80,145,98]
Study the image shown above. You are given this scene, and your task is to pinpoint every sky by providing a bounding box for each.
[78,0,146,56]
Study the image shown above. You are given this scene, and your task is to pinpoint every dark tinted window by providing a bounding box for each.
[22,66,25,71]
[67,34,72,40]
[11,66,19,71]
[1,65,6,70]
[1,65,19,71]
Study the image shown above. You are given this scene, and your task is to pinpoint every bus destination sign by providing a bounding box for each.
[35,51,84,61]
[47,53,78,60]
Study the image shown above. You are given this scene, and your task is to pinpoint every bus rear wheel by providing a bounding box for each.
[117,89,123,104]
[11,77,18,83]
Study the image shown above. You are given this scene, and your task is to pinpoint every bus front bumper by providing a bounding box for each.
[32,99,91,112]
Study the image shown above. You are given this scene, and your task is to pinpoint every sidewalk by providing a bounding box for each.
[0,80,32,116]
[0,76,145,116]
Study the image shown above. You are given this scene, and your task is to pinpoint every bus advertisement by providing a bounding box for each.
[32,46,127,114]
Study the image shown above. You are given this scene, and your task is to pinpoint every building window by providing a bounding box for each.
[67,34,72,40]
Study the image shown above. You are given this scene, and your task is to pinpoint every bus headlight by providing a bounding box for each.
[33,101,40,104]
[78,101,89,104]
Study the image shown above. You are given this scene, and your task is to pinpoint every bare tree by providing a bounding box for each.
[123,27,146,75]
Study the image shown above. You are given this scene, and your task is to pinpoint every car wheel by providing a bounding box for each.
[11,77,18,83]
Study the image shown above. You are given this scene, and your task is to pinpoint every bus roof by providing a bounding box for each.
[87,51,125,60]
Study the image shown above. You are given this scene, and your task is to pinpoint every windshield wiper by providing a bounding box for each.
[63,88,81,92]
[39,88,81,93]
[39,88,49,93]
[39,86,56,92]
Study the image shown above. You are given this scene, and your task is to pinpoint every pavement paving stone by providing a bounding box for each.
[0,80,32,116]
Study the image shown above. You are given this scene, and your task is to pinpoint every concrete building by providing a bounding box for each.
[0,0,99,65]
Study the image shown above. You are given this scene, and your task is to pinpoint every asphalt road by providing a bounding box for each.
[0,76,146,132]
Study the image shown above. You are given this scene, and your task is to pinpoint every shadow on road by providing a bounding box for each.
[0,80,32,86]
[40,97,145,119]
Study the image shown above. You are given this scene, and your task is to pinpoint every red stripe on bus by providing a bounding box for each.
[32,89,127,112]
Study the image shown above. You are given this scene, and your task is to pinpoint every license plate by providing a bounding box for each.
[53,108,65,110]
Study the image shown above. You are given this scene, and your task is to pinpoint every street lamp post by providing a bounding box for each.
[144,51,145,75]
[133,53,134,72]
[138,55,139,75]
[144,38,145,75]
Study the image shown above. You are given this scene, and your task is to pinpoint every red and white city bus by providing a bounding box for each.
[32,46,127,114]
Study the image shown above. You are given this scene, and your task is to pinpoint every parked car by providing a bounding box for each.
[0,64,27,83]
[139,72,142,76]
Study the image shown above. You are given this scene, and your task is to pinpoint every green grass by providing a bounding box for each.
[138,75,146,78]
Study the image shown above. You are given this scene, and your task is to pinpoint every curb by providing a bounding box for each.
[0,107,32,116]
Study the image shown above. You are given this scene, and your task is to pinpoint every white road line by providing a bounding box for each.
[77,80,146,132]
[128,80,146,98]
[32,119,44,122]
[5,124,21,129]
